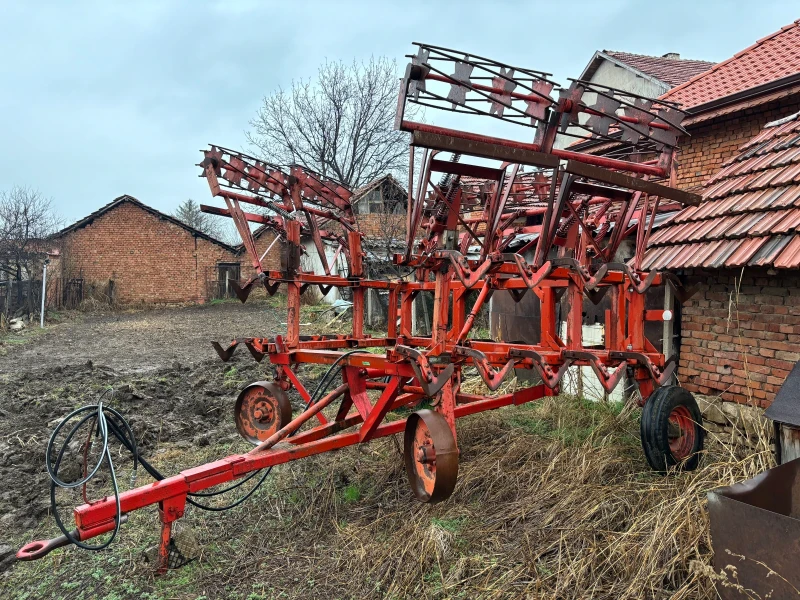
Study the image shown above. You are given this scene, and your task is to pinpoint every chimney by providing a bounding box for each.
[662,52,680,60]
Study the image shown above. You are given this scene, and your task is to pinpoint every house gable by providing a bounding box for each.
[54,195,237,253]
[55,197,239,304]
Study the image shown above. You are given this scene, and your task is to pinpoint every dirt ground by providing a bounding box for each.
[0,300,774,599]
[0,300,289,536]
[0,299,284,375]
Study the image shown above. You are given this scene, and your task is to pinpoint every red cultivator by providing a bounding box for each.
[19,44,704,572]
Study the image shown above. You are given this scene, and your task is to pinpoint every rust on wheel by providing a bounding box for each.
[667,405,696,461]
[404,410,458,503]
[234,381,292,445]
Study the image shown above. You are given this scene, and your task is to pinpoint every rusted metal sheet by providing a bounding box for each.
[708,458,800,599]
[765,360,800,426]
[564,160,701,205]
[779,426,800,462]
[489,289,542,345]
[410,128,559,169]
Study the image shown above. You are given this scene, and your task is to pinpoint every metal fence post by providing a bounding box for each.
[40,259,49,328]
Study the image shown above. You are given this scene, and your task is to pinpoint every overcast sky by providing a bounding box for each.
[1,1,798,225]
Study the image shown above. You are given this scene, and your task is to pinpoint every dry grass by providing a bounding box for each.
[190,392,773,599]
[3,386,776,600]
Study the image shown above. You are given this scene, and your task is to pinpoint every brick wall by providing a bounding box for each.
[678,267,800,407]
[355,213,406,240]
[241,228,284,278]
[671,96,800,408]
[58,201,240,304]
[675,96,800,190]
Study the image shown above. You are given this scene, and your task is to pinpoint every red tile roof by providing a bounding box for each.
[604,51,714,87]
[643,111,800,270]
[661,19,800,109]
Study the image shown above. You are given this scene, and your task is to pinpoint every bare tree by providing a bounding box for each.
[246,57,411,188]
[173,199,225,240]
[0,186,61,315]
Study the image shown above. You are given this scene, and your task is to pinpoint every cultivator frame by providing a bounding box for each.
[19,43,704,573]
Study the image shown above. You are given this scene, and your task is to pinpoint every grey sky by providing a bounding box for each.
[1,1,798,225]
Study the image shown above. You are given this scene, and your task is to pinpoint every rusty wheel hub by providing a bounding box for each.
[667,405,696,460]
[234,381,292,445]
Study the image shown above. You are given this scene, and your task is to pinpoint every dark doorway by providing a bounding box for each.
[216,263,241,299]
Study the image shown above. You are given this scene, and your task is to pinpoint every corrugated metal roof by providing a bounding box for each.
[643,110,800,270]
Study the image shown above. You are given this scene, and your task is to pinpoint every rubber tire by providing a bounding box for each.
[640,385,704,473]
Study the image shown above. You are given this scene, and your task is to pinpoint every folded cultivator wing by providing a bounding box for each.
[19,44,705,573]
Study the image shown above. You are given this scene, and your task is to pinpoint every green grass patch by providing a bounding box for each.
[431,516,466,533]
[340,484,362,503]
[507,394,631,447]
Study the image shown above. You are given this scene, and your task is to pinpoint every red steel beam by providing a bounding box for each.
[68,385,548,537]
[402,120,666,177]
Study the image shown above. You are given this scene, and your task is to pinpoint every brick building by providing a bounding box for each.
[51,195,281,305]
[641,19,800,407]
[352,175,408,269]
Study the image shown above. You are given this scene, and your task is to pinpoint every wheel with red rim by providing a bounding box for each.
[640,385,704,473]
[234,381,292,445]
[404,410,459,503]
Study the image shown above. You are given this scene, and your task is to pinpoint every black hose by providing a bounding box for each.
[46,391,134,550]
[307,349,362,404]
[46,349,368,550]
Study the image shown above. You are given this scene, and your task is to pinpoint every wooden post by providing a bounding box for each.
[285,221,302,348]
[388,287,398,338]
[431,271,450,355]
[411,293,418,336]
[663,283,675,386]
[627,286,645,351]
[565,280,583,350]
[366,288,373,329]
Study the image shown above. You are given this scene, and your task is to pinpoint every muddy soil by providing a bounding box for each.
[0,299,283,375]
[0,302,304,552]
